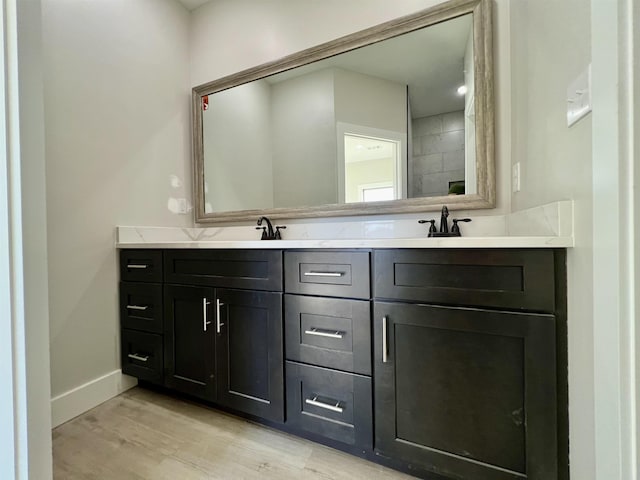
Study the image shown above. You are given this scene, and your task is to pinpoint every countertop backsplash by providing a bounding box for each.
[116,200,573,249]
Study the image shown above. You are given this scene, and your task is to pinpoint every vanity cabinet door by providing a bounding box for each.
[164,284,216,402]
[215,288,284,422]
[373,302,557,480]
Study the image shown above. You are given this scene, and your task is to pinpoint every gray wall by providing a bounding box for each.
[271,68,337,207]
[333,68,406,132]
[410,110,465,197]
[43,0,191,398]
[509,1,594,478]
[203,80,274,212]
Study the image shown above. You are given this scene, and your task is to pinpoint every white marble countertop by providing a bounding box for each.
[116,201,574,250]
[117,236,572,249]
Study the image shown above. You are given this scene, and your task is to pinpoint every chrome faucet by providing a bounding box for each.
[256,217,286,240]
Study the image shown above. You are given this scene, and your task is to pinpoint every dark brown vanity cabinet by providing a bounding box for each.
[120,247,567,480]
[373,249,564,480]
[163,284,217,401]
[284,251,373,453]
[121,249,285,423]
[163,250,284,422]
[120,250,164,384]
[164,285,283,421]
[215,288,283,422]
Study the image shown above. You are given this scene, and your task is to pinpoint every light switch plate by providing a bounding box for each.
[567,64,592,127]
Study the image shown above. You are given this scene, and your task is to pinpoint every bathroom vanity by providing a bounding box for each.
[116,0,569,477]
[118,244,568,480]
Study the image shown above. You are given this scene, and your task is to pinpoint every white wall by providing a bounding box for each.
[189,0,512,217]
[509,1,594,479]
[42,0,192,406]
[203,80,273,212]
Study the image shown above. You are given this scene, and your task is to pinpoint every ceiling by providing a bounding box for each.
[265,14,473,118]
[176,0,211,11]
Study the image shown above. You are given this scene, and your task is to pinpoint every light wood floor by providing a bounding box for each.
[53,387,415,479]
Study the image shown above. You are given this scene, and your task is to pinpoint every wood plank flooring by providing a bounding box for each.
[53,387,415,479]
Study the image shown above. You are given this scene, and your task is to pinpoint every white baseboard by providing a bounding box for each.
[51,370,137,428]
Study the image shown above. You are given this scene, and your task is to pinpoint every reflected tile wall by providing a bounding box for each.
[411,110,465,197]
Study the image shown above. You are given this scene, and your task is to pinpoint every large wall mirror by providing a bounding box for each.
[193,0,494,223]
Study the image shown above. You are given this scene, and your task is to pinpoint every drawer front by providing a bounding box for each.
[121,329,163,384]
[286,362,372,449]
[164,249,283,292]
[374,249,556,312]
[285,295,371,375]
[120,250,163,283]
[120,282,163,333]
[284,251,370,299]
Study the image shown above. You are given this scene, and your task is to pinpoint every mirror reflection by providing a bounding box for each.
[201,13,475,214]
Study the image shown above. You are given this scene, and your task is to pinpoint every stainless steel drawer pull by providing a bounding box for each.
[203,298,211,332]
[216,299,225,334]
[382,315,389,363]
[127,264,148,269]
[127,353,149,362]
[305,396,344,413]
[303,271,344,277]
[304,328,344,339]
[126,305,148,311]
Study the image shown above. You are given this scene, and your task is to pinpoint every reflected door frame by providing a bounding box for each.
[336,122,407,204]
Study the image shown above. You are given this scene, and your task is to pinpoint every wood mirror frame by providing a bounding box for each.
[192,0,494,223]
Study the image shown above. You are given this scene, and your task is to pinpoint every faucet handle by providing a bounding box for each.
[255,226,267,240]
[451,218,472,235]
[418,219,437,234]
[274,225,286,240]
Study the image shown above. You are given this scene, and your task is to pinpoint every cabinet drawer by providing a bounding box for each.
[374,249,556,312]
[285,295,371,375]
[286,362,372,449]
[121,329,163,384]
[120,282,163,333]
[120,250,163,283]
[284,251,370,299]
[286,361,372,449]
[164,249,282,291]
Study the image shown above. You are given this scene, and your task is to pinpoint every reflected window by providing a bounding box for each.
[362,185,395,202]
[343,132,404,204]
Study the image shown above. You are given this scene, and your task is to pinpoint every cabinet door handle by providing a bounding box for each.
[127,353,149,362]
[305,396,343,413]
[203,298,211,331]
[303,271,344,277]
[127,264,148,269]
[216,298,225,334]
[126,305,148,311]
[382,315,389,363]
[304,327,344,339]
